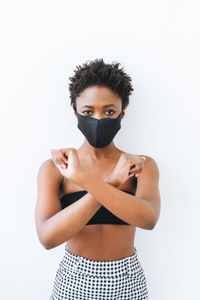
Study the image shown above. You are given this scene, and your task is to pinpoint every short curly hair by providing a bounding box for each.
[68,58,134,112]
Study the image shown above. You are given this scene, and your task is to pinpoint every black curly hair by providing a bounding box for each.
[68,58,134,112]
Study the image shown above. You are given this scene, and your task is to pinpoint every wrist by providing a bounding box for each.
[104,176,120,188]
[69,169,87,185]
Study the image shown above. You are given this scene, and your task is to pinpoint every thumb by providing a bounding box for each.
[68,149,80,168]
[141,156,146,161]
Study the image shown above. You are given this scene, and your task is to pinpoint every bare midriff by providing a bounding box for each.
[67,224,136,261]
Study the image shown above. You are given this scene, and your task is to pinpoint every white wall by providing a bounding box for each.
[0,0,199,299]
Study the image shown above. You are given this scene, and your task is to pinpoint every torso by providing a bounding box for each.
[61,149,137,261]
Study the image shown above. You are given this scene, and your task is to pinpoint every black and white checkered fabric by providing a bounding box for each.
[50,243,149,299]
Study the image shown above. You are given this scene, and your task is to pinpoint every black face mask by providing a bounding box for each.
[76,111,123,148]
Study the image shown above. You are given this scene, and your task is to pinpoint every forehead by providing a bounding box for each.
[76,85,122,108]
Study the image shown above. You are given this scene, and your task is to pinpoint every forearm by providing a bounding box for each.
[74,171,155,229]
[41,178,116,250]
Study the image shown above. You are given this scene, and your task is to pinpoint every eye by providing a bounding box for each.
[82,110,92,116]
[82,110,116,116]
[105,110,115,116]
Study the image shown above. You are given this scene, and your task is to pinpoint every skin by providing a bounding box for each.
[35,85,161,261]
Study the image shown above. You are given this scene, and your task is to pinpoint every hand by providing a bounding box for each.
[50,148,70,168]
[50,148,83,183]
[106,152,146,187]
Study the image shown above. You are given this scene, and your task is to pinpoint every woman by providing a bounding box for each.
[35,58,161,299]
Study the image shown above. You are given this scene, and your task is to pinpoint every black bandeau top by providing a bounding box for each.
[59,177,137,225]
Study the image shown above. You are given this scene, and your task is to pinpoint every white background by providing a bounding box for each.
[0,0,200,299]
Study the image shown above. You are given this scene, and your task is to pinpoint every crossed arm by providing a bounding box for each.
[35,156,160,250]
[72,156,160,229]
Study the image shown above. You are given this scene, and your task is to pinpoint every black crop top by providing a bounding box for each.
[60,177,137,225]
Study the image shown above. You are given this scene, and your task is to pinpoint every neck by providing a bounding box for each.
[78,139,121,161]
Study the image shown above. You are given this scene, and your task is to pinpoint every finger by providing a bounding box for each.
[63,151,69,162]
[135,169,143,177]
[50,149,59,165]
[61,150,69,164]
[55,163,67,175]
[130,163,140,172]
[68,149,80,168]
[57,151,69,168]
[129,167,137,176]
[129,167,142,176]
[51,149,68,167]
[53,150,66,167]
[129,172,135,177]
[54,151,61,165]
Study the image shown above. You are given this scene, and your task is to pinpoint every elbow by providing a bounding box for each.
[37,227,55,250]
[146,215,157,230]
[41,235,56,250]
[36,220,71,250]
[36,220,58,250]
[146,221,155,230]
[42,238,69,250]
[43,243,54,250]
[39,232,70,250]
[39,234,53,250]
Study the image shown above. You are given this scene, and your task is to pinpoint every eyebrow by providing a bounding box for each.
[81,104,117,108]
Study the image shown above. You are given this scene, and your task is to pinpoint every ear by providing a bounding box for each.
[74,110,77,118]
[121,110,125,120]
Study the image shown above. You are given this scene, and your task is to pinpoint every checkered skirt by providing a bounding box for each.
[50,244,149,299]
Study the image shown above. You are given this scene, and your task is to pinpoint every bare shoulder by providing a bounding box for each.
[124,152,160,179]
[38,158,57,172]
[124,151,159,167]
[134,154,160,186]
[36,158,64,199]
[37,158,63,182]
[140,154,159,168]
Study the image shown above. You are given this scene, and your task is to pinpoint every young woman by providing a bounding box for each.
[35,58,161,299]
